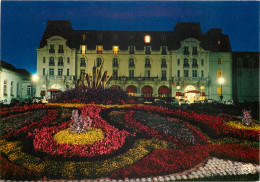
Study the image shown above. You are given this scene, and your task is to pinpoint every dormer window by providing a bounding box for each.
[129,58,135,68]
[129,46,135,54]
[97,46,102,54]
[97,34,103,42]
[144,35,151,43]
[80,58,86,67]
[82,34,86,42]
[162,46,167,55]
[218,41,221,45]
[58,45,64,53]
[113,34,119,42]
[161,58,167,68]
[184,46,189,55]
[49,44,55,53]
[192,46,198,55]
[81,45,86,54]
[113,46,119,54]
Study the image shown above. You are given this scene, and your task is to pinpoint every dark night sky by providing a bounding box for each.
[1,1,259,74]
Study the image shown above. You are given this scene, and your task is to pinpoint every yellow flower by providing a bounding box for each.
[54,128,105,145]
[224,120,260,131]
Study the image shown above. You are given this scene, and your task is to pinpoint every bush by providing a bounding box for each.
[50,86,128,104]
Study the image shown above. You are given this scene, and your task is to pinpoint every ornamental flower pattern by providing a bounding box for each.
[0,104,259,180]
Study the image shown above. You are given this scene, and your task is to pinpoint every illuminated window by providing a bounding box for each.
[3,80,7,95]
[218,41,221,45]
[27,85,33,96]
[218,58,222,64]
[217,87,222,94]
[97,46,102,54]
[82,34,86,41]
[81,45,86,54]
[113,46,119,54]
[217,70,222,77]
[144,35,151,43]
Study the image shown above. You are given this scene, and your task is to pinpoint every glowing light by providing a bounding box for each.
[81,45,86,54]
[176,86,181,90]
[32,74,39,82]
[113,46,119,54]
[200,86,205,90]
[144,35,151,43]
[218,77,225,84]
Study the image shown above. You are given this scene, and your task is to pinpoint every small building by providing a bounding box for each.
[232,52,259,103]
[0,60,32,104]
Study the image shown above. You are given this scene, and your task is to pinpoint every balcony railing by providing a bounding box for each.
[183,64,189,68]
[49,49,55,53]
[161,64,167,68]
[58,49,64,53]
[58,62,64,66]
[49,62,55,66]
[192,64,198,68]
[80,63,86,67]
[145,64,151,68]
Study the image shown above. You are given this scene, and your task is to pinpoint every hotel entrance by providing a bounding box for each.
[185,85,201,103]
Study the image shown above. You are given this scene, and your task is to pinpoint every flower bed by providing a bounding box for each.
[0,110,47,137]
[0,104,259,180]
[224,120,260,131]
[31,106,131,158]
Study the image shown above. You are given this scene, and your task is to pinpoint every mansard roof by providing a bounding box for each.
[39,20,232,52]
[0,60,31,78]
[232,52,259,68]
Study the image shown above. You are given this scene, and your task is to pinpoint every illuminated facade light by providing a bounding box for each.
[81,45,86,54]
[144,35,151,43]
[113,46,119,54]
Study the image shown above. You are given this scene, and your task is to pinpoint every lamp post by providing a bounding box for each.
[200,85,205,100]
[32,74,39,98]
[218,77,225,102]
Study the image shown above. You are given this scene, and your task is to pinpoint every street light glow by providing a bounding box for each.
[176,86,181,90]
[218,77,225,84]
[32,74,39,82]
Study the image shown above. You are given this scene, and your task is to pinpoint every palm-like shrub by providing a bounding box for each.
[69,110,92,134]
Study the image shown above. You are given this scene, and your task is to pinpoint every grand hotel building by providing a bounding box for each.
[36,20,232,103]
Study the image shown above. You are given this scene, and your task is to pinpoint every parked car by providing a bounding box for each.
[225,99,234,105]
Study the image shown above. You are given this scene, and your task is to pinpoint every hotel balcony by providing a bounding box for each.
[49,49,55,53]
[183,64,189,68]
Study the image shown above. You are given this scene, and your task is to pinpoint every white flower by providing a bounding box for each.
[164,177,170,181]
[181,175,187,180]
[170,176,176,181]
[141,178,146,182]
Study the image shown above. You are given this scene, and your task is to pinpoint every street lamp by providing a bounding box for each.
[200,85,205,100]
[32,74,39,98]
[218,77,225,102]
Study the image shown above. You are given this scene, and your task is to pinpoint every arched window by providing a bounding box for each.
[10,81,13,96]
[17,83,20,97]
[58,57,63,66]
[113,57,119,67]
[49,57,55,66]
[161,58,167,68]
[96,57,102,67]
[3,80,7,96]
[129,58,135,67]
[145,58,151,68]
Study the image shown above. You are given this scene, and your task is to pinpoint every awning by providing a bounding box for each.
[142,86,153,93]
[126,85,137,93]
[47,89,60,92]
[176,92,181,96]
[185,90,201,94]
[40,91,46,96]
[158,86,170,94]
[202,92,205,96]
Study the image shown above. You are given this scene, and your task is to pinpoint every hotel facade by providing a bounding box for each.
[36,20,233,103]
